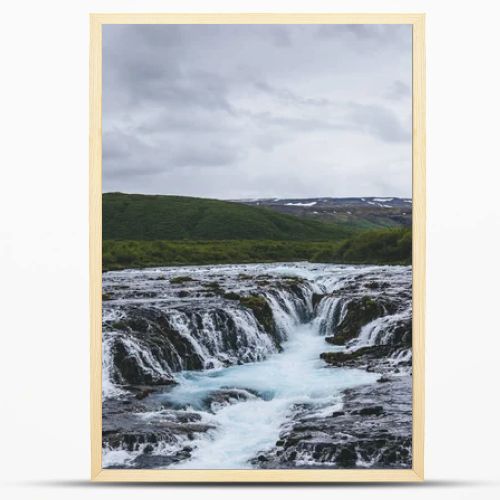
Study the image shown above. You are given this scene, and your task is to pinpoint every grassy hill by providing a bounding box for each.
[103,193,354,242]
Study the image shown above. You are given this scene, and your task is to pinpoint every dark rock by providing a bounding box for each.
[336,447,357,467]
[355,405,384,416]
[135,387,154,400]
[312,293,325,308]
[202,388,259,412]
[112,340,175,386]
[320,345,394,367]
[254,376,412,470]
[239,295,277,336]
[203,281,221,290]
[170,276,194,284]
[327,296,387,345]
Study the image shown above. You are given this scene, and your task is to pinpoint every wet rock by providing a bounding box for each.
[354,405,384,416]
[112,340,176,386]
[203,388,259,412]
[336,447,357,467]
[239,295,277,336]
[135,387,155,400]
[129,450,191,469]
[102,401,215,469]
[203,281,222,290]
[312,293,325,309]
[320,345,394,367]
[254,376,412,469]
[327,296,387,345]
[170,276,194,285]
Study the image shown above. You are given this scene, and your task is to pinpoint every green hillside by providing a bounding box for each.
[103,193,354,242]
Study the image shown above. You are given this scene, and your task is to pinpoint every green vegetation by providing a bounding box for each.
[102,193,411,271]
[103,228,410,271]
[313,212,407,232]
[202,281,222,290]
[169,276,194,284]
[329,227,411,265]
[103,193,354,241]
[103,240,341,270]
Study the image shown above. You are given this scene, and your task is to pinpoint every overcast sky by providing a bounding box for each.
[103,24,412,199]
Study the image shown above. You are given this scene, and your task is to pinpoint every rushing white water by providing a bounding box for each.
[161,322,378,469]
[355,310,412,347]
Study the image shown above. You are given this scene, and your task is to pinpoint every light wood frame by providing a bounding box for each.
[90,13,425,483]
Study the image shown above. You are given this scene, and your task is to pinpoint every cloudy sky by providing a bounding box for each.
[103,24,412,199]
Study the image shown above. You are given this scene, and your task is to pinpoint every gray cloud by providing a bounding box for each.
[103,24,412,198]
[386,80,412,100]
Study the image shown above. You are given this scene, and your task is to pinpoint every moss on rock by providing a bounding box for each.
[329,296,385,345]
[320,345,394,366]
[170,276,194,284]
[239,295,276,335]
[202,281,221,290]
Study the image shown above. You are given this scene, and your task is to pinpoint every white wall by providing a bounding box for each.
[1,1,499,499]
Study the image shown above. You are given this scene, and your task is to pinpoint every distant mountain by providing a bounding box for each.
[103,193,355,241]
[236,197,412,230]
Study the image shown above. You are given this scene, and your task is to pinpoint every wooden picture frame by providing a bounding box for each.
[90,13,425,482]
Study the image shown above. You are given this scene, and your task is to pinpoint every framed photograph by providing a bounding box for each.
[90,13,425,482]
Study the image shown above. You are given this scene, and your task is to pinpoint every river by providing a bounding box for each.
[102,262,412,469]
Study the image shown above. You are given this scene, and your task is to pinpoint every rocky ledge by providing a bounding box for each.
[253,375,412,469]
[102,386,262,468]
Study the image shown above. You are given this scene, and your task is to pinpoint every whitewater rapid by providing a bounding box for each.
[164,322,378,469]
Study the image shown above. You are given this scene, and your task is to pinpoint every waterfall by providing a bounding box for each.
[353,309,412,347]
[102,263,412,400]
[102,269,317,399]
[313,297,341,335]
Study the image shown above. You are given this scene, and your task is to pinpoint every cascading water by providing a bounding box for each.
[102,262,413,469]
[166,324,378,469]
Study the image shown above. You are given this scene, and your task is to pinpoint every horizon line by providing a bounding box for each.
[102,191,413,200]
